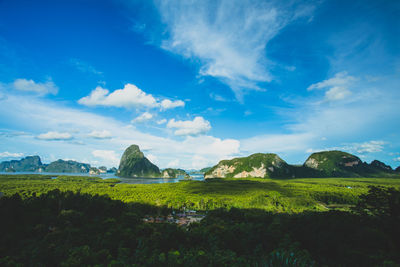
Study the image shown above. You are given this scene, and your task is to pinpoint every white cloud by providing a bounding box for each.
[325,86,351,101]
[394,157,400,162]
[307,72,357,91]
[78,83,185,110]
[0,151,24,158]
[160,99,185,109]
[92,150,120,166]
[37,131,73,141]
[307,71,357,101]
[167,116,211,136]
[78,84,158,108]
[345,140,385,154]
[155,0,315,99]
[13,78,58,95]
[132,112,153,123]
[156,119,167,125]
[87,130,112,139]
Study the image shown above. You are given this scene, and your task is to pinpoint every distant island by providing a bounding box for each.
[0,156,116,174]
[205,150,399,179]
[1,146,399,179]
[116,144,190,178]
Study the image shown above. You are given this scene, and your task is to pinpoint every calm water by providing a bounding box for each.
[0,172,204,184]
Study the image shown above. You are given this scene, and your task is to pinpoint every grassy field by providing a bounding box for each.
[1,174,399,212]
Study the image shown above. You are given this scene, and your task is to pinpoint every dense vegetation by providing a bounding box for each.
[1,175,400,212]
[1,180,400,266]
[161,168,190,178]
[1,175,400,266]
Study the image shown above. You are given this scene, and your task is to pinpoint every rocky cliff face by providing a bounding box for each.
[45,159,91,173]
[117,145,160,178]
[0,156,43,172]
[204,153,293,179]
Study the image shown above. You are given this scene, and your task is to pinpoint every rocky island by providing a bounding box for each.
[205,150,398,179]
[117,145,161,178]
[161,168,190,178]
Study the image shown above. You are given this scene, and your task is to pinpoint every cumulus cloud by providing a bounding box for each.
[307,71,357,101]
[78,83,185,110]
[37,131,73,141]
[132,112,153,123]
[0,151,24,158]
[92,150,120,166]
[78,84,158,108]
[155,0,315,99]
[160,99,185,109]
[87,130,112,139]
[167,116,211,136]
[13,78,58,95]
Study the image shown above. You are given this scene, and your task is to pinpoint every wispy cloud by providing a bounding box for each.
[154,0,315,100]
[167,116,211,136]
[132,112,153,123]
[87,130,112,139]
[69,58,103,75]
[13,78,58,95]
[37,131,73,141]
[307,140,386,155]
[0,151,24,158]
[307,71,357,101]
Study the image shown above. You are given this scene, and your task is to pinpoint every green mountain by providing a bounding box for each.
[200,167,212,173]
[117,145,161,178]
[45,159,91,173]
[0,156,43,172]
[303,150,396,177]
[161,168,190,178]
[205,150,398,179]
[205,153,294,179]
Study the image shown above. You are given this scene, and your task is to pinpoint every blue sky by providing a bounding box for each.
[0,0,399,169]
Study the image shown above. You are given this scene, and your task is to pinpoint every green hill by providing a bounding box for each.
[45,159,91,173]
[204,153,294,178]
[117,145,161,178]
[161,168,190,178]
[205,150,398,179]
[0,156,43,172]
[304,150,396,177]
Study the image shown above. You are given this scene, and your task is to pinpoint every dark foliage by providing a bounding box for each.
[1,189,400,266]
